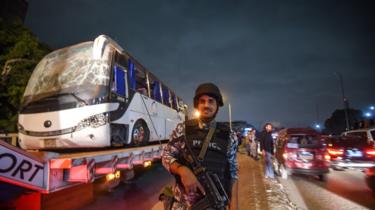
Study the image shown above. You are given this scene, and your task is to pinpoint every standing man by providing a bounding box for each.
[243,130,251,156]
[250,130,258,160]
[162,83,239,210]
[259,123,275,178]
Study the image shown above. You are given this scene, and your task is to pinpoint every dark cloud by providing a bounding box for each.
[25,0,375,128]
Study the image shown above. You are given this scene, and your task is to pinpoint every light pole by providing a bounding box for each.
[335,72,350,131]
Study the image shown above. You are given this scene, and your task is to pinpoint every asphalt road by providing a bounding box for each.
[77,154,375,210]
[79,162,174,210]
[279,169,375,210]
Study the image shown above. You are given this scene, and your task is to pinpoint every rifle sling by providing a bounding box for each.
[198,123,216,161]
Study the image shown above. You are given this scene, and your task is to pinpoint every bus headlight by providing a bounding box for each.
[17,123,25,132]
[76,113,108,131]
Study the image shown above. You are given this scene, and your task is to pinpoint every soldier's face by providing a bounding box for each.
[197,95,218,119]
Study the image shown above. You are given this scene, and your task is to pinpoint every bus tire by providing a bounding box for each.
[131,120,149,146]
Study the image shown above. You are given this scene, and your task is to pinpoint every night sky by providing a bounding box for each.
[25,0,375,128]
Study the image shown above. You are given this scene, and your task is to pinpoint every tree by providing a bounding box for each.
[324,108,363,135]
[0,18,50,132]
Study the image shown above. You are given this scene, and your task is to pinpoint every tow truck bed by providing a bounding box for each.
[0,140,166,210]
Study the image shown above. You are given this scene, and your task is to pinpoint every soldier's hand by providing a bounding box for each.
[178,166,206,195]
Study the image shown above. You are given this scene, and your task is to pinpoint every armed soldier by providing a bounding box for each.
[161,83,239,210]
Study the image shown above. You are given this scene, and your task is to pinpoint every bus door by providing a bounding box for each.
[109,62,129,144]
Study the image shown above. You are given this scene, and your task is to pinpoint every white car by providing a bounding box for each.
[342,128,375,144]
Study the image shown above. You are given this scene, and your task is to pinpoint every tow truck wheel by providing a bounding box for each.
[131,120,149,146]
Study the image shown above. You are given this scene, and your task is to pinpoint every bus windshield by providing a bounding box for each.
[23,42,111,106]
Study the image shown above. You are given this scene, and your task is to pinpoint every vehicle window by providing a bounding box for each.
[330,136,367,147]
[152,81,162,103]
[134,65,148,96]
[147,74,162,103]
[162,85,171,107]
[288,135,320,148]
[170,93,178,110]
[370,130,375,140]
[24,42,111,102]
[128,60,136,90]
[112,65,127,97]
[347,132,367,139]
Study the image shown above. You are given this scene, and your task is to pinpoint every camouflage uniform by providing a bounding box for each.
[161,120,239,209]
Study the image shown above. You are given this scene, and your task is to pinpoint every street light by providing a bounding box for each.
[365,112,372,118]
[335,72,350,131]
[370,106,375,111]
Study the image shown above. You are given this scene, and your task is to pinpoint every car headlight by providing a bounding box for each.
[76,113,109,131]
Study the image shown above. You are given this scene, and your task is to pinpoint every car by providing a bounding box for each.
[365,167,375,196]
[342,128,375,144]
[325,135,375,170]
[273,128,330,181]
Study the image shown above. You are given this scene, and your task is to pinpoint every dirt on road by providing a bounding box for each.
[238,149,298,210]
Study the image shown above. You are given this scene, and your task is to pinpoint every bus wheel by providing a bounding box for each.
[131,120,149,146]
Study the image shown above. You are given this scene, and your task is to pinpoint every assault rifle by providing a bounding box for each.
[179,135,229,210]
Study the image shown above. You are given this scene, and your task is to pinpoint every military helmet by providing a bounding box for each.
[193,83,224,108]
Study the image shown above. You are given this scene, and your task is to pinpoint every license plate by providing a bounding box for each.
[299,151,314,160]
[303,163,312,168]
[44,139,56,147]
[346,150,363,157]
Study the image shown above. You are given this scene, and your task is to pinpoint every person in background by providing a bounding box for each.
[250,129,258,160]
[259,123,275,178]
[244,130,252,156]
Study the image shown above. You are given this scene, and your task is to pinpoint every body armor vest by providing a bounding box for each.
[181,119,232,196]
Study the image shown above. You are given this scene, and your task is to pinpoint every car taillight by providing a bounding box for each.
[324,154,331,161]
[327,148,344,156]
[315,153,331,161]
[365,149,375,157]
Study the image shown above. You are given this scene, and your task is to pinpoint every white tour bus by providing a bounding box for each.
[18,35,186,149]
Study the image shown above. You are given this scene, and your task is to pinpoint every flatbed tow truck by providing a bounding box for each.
[0,138,166,210]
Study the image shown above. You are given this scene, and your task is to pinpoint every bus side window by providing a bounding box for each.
[134,65,148,96]
[171,94,178,110]
[112,65,127,97]
[128,60,136,90]
[152,81,162,102]
[162,85,171,107]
